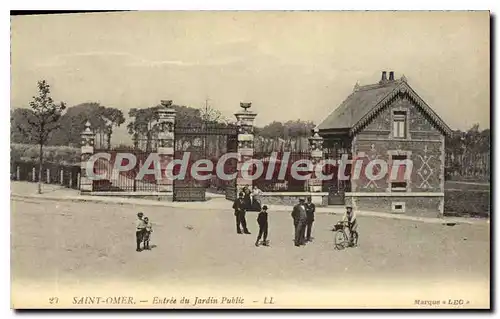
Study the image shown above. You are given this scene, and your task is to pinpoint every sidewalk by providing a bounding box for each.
[10,181,488,225]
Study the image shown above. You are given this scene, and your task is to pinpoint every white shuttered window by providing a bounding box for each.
[393,111,407,138]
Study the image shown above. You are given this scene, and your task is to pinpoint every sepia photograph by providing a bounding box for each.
[9,10,491,309]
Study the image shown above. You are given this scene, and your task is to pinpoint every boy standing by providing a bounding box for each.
[136,212,146,252]
[143,216,153,250]
[255,205,269,246]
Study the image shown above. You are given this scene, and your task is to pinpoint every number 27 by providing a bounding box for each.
[49,297,59,304]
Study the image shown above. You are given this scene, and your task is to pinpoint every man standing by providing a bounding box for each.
[233,192,251,234]
[243,186,252,211]
[291,198,307,246]
[305,196,316,242]
[342,205,358,246]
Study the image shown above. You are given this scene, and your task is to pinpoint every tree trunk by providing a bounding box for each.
[146,132,152,153]
[107,131,112,150]
[38,142,43,194]
[133,134,139,149]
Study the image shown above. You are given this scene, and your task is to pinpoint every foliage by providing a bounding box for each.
[11,143,80,165]
[48,102,125,147]
[14,80,67,193]
[200,99,228,124]
[11,108,37,144]
[254,120,315,152]
[15,80,67,146]
[445,124,490,179]
[256,120,315,139]
[126,104,219,151]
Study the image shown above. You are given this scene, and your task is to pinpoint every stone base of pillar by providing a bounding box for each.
[79,174,92,192]
[80,184,92,192]
[158,184,173,192]
[310,194,323,205]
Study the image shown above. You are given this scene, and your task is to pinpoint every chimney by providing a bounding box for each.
[381,71,387,82]
[389,71,395,81]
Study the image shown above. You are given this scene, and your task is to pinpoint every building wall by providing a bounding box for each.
[349,94,445,216]
[350,196,442,217]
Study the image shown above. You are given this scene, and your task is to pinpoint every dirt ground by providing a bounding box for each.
[11,197,490,293]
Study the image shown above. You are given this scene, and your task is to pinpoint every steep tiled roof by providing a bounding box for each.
[317,77,452,136]
[317,81,400,131]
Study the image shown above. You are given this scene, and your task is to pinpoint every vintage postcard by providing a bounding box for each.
[10,11,490,309]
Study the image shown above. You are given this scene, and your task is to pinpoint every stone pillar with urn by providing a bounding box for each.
[156,100,176,193]
[80,121,95,193]
[234,102,257,195]
[308,127,324,205]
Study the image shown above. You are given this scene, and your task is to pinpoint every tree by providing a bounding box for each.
[11,108,37,144]
[445,124,491,179]
[255,120,315,152]
[200,98,227,124]
[48,102,125,148]
[127,104,208,151]
[16,80,66,194]
[127,106,160,151]
[100,106,125,149]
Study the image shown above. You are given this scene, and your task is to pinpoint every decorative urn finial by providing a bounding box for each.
[84,121,92,132]
[161,100,173,107]
[240,102,252,112]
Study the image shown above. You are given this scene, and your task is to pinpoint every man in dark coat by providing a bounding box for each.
[305,196,316,242]
[291,198,307,246]
[233,192,251,234]
[242,186,253,211]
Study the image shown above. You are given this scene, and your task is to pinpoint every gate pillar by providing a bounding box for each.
[80,121,95,193]
[234,102,257,195]
[308,128,324,204]
[156,100,176,193]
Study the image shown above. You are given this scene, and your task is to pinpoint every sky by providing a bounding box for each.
[11,11,490,143]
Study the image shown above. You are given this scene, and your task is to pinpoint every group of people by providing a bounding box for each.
[231,185,263,233]
[135,212,153,252]
[232,192,359,248]
[232,191,318,248]
[232,190,270,246]
[291,197,316,246]
[133,188,358,251]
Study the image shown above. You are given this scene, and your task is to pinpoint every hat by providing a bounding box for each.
[299,198,305,202]
[137,212,144,217]
[346,205,353,209]
[262,205,268,210]
[238,192,244,197]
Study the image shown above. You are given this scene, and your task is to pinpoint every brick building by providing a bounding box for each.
[317,71,452,217]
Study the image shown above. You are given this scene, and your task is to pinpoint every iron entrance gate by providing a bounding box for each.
[323,148,351,205]
[173,123,238,202]
[92,149,159,192]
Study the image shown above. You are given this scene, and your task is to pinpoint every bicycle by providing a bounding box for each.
[332,221,359,250]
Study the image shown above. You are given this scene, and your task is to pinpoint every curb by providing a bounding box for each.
[10,193,487,226]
